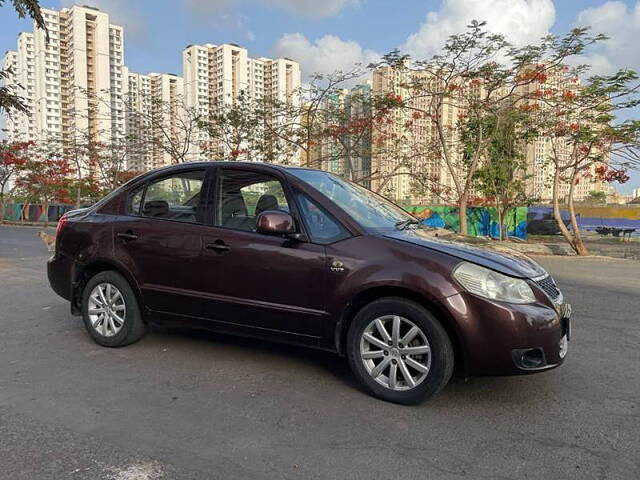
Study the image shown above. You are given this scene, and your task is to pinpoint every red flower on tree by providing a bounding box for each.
[1,140,35,222]
[15,155,74,226]
[594,165,630,184]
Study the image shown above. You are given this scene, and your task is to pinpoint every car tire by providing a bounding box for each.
[81,270,146,347]
[346,297,454,404]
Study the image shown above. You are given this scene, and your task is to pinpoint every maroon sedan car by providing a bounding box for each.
[48,162,571,404]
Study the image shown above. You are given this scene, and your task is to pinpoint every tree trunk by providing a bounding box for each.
[504,208,510,241]
[567,178,588,255]
[75,157,82,209]
[459,195,468,236]
[494,197,503,241]
[43,201,50,228]
[0,191,5,224]
[552,169,579,253]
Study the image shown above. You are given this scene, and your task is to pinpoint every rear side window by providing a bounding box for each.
[296,193,349,244]
[132,170,205,223]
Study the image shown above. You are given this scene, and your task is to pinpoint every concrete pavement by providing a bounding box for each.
[0,225,638,479]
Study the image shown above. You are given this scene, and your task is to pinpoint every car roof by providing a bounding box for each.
[145,160,325,175]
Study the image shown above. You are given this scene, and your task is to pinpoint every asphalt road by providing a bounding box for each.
[1,225,639,480]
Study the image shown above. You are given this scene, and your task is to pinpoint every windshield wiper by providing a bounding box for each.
[395,218,421,230]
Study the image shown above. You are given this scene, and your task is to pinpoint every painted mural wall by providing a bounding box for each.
[2,204,73,223]
[528,205,640,236]
[3,202,639,239]
[404,205,640,238]
[403,206,528,239]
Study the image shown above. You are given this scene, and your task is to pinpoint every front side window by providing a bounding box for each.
[288,169,414,232]
[129,186,144,215]
[139,170,205,223]
[215,169,290,232]
[297,194,348,244]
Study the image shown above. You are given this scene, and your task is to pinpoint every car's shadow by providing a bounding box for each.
[149,324,360,389]
[146,324,559,407]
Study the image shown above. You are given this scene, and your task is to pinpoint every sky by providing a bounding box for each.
[2,0,640,193]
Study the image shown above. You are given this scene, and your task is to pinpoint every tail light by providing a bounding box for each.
[56,214,69,238]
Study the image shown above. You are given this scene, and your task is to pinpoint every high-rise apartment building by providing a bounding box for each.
[371,66,454,204]
[122,69,152,170]
[345,81,373,186]
[304,88,349,174]
[303,81,373,184]
[2,7,302,174]
[182,43,300,161]
[3,33,37,141]
[2,5,125,153]
[123,69,185,171]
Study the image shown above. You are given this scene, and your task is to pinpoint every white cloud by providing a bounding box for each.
[272,1,555,81]
[403,0,555,59]
[184,0,359,19]
[273,33,380,79]
[574,1,640,75]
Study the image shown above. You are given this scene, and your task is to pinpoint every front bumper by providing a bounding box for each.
[442,291,571,377]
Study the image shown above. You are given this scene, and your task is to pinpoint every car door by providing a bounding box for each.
[199,167,328,338]
[112,167,210,317]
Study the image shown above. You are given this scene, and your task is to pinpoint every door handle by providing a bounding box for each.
[206,242,229,253]
[116,232,138,241]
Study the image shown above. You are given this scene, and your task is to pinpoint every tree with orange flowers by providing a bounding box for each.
[15,156,73,227]
[0,140,34,223]
[371,23,608,235]
[530,69,640,255]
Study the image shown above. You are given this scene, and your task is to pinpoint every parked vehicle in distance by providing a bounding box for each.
[47,162,572,404]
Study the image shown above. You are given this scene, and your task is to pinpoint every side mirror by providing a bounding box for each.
[256,210,296,236]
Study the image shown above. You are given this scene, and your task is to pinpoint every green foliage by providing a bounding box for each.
[0,68,29,115]
[586,190,607,203]
[465,108,535,202]
[461,107,536,238]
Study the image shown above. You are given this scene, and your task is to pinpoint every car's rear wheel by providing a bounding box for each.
[81,270,146,347]
[346,297,454,404]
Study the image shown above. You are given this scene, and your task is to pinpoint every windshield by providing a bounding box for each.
[289,169,416,231]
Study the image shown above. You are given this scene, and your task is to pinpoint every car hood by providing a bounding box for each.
[384,229,547,279]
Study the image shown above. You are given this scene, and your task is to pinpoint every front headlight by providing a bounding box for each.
[452,262,536,304]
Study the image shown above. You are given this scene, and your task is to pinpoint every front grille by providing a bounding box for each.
[535,275,561,300]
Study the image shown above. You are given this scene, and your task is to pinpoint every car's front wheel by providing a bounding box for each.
[346,297,454,404]
[81,270,146,347]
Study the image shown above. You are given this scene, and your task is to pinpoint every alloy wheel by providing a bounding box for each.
[87,282,126,337]
[360,315,431,391]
